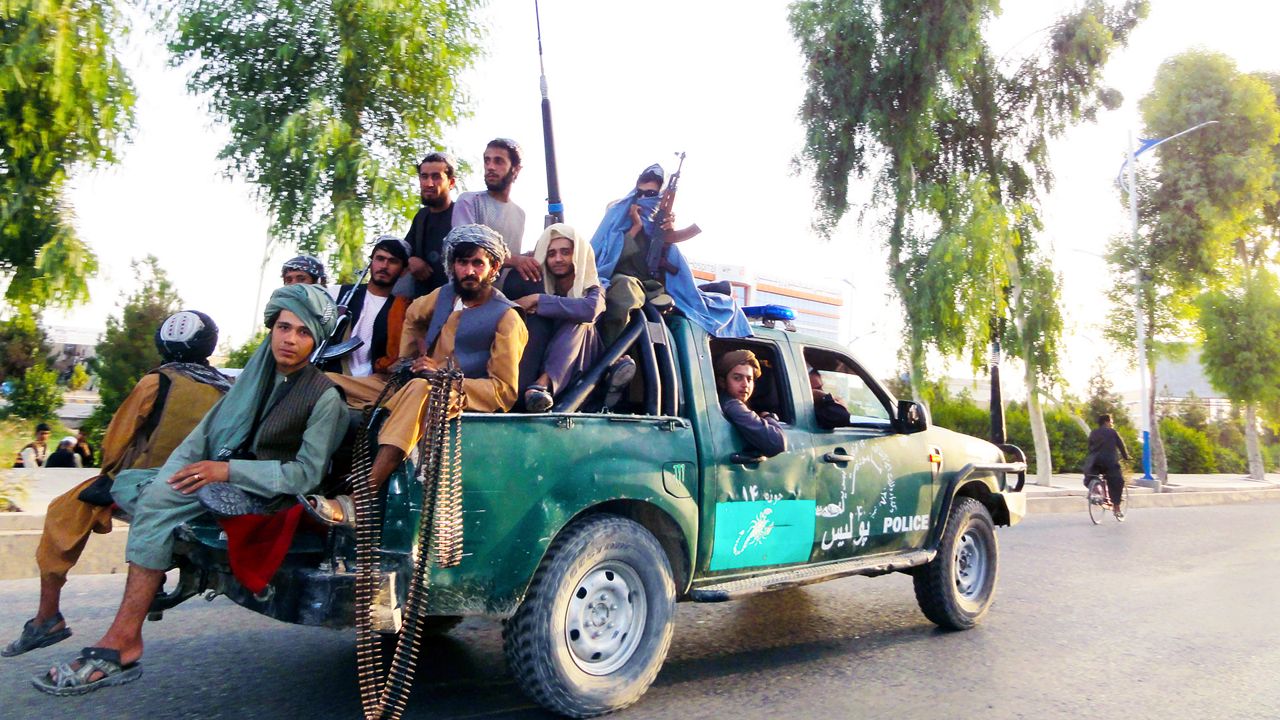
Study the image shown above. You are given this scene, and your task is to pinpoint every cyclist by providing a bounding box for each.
[1086,414,1130,520]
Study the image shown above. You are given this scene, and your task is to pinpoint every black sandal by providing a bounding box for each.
[3,613,71,657]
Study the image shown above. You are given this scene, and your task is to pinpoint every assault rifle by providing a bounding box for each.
[644,152,701,280]
[312,260,372,365]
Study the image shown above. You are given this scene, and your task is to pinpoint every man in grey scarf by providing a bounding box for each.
[33,285,346,697]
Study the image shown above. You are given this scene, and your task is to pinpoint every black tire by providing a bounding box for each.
[1087,479,1108,525]
[913,497,999,631]
[503,514,675,718]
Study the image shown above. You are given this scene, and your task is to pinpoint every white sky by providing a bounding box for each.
[38,0,1280,399]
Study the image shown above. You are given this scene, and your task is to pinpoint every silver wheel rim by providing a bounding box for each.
[953,529,989,605]
[564,560,647,676]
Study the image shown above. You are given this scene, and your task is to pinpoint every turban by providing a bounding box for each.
[444,223,510,278]
[715,349,761,380]
[534,223,599,298]
[372,234,411,263]
[281,255,328,284]
[263,283,338,344]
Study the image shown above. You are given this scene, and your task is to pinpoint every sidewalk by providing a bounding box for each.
[1022,472,1280,513]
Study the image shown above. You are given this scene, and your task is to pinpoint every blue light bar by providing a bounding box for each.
[742,304,797,322]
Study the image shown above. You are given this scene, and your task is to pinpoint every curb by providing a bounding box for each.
[1028,488,1280,514]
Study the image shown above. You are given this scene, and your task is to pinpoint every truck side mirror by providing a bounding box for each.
[897,400,929,434]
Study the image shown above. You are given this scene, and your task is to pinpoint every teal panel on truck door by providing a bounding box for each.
[382,411,699,615]
[673,323,817,577]
[799,343,934,559]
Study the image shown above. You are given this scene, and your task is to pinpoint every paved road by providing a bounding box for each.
[2,502,1277,720]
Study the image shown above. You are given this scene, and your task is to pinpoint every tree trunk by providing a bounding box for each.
[1148,366,1167,482]
[1244,402,1265,481]
[1024,361,1054,486]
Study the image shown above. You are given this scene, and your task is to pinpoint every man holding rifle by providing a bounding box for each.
[591,163,750,344]
[322,236,411,382]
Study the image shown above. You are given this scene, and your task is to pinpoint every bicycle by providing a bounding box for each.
[1085,474,1130,524]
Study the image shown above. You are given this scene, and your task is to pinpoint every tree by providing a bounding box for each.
[789,0,1147,483]
[223,329,266,369]
[4,362,62,420]
[85,256,181,433]
[1083,366,1131,429]
[157,0,483,280]
[1198,272,1280,480]
[0,311,49,382]
[1112,51,1280,481]
[0,0,133,310]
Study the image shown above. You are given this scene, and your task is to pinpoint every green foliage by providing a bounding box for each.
[0,0,133,310]
[1171,391,1209,432]
[1138,51,1280,286]
[788,0,1145,404]
[1083,366,1131,428]
[223,329,266,369]
[1159,417,1215,473]
[4,363,63,420]
[922,385,989,440]
[89,257,181,429]
[0,311,49,382]
[1006,403,1090,474]
[157,0,483,281]
[67,363,90,391]
[1198,271,1280,405]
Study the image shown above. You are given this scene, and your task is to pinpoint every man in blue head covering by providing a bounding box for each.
[33,284,347,697]
[590,164,751,344]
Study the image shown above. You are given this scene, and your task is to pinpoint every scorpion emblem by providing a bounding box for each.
[732,508,774,556]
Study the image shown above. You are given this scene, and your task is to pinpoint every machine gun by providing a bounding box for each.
[644,151,701,280]
[311,260,372,365]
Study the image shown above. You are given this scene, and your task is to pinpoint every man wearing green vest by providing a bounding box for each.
[4,311,229,659]
[32,285,346,696]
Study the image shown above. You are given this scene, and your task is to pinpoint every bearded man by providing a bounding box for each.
[308,224,527,528]
[453,137,540,283]
[398,151,457,298]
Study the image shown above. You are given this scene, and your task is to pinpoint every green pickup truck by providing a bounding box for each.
[165,306,1026,717]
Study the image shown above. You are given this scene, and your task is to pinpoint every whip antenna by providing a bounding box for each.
[535,0,564,225]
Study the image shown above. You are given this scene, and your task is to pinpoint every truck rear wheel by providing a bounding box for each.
[913,497,998,630]
[503,513,675,718]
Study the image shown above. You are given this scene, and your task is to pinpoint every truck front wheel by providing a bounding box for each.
[913,497,998,630]
[503,513,675,718]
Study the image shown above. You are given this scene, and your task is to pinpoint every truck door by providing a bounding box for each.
[700,337,816,577]
[803,347,934,560]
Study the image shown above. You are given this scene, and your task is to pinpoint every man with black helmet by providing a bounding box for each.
[3,311,231,658]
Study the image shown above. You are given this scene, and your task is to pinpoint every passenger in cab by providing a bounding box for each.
[809,365,851,429]
[280,254,328,286]
[716,349,786,458]
[306,224,527,528]
[32,286,344,696]
[322,236,411,379]
[5,312,230,659]
[512,224,604,412]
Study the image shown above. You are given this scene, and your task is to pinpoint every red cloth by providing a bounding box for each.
[217,505,305,594]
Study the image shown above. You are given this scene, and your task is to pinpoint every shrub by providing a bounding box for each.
[1160,417,1215,473]
[1213,446,1246,474]
[4,364,63,420]
[67,364,90,391]
[224,330,266,369]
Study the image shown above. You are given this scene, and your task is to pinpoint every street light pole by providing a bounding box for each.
[1118,119,1217,492]
[1128,132,1155,487]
